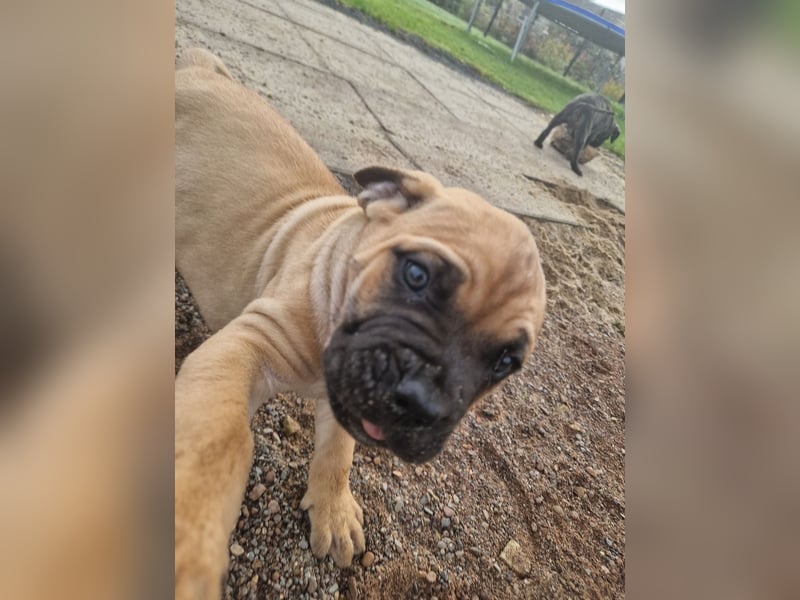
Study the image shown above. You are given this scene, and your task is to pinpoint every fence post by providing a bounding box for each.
[467,0,484,32]
[511,1,540,62]
[484,0,504,36]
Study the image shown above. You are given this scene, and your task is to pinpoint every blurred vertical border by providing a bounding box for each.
[0,0,175,599]
[626,0,800,598]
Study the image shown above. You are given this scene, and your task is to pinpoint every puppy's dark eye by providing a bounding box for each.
[492,351,519,380]
[403,260,429,292]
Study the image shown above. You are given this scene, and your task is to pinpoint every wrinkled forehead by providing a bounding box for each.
[454,237,543,346]
[397,195,545,343]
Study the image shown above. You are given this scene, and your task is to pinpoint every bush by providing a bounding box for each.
[601,79,624,102]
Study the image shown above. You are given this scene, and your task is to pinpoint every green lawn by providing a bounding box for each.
[335,0,625,157]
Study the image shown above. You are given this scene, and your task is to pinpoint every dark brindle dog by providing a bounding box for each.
[534,93,621,176]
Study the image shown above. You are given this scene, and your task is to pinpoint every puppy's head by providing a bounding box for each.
[322,167,546,463]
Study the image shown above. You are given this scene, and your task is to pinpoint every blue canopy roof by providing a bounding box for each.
[535,0,625,55]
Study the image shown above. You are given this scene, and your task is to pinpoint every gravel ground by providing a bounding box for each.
[176,170,625,599]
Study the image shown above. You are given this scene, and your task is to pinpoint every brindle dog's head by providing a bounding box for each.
[323,167,546,463]
[609,124,621,143]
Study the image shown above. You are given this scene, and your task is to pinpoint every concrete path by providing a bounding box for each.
[176,0,626,225]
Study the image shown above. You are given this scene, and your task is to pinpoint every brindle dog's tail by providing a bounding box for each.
[176,47,233,79]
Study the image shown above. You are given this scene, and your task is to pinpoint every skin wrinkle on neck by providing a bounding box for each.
[309,208,367,346]
[253,195,357,298]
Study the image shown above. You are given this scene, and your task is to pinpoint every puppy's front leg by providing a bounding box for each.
[300,398,365,566]
[175,312,288,600]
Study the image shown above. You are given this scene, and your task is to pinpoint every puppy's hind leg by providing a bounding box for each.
[176,47,233,79]
[534,112,565,149]
[569,120,591,176]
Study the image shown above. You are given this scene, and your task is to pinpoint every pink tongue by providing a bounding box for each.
[361,418,385,441]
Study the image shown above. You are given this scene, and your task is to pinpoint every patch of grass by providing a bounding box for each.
[334,0,625,157]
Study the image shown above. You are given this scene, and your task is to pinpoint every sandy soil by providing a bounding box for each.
[175,167,625,598]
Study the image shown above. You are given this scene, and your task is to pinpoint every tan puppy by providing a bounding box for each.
[175,48,546,599]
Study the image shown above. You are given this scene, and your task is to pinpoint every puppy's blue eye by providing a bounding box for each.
[492,351,519,379]
[403,260,429,291]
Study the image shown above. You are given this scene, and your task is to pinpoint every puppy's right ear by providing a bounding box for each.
[354,167,443,219]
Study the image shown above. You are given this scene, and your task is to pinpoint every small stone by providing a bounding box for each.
[534,495,544,505]
[307,576,318,593]
[568,422,585,434]
[361,551,376,567]
[392,470,403,479]
[553,505,565,516]
[373,456,381,465]
[230,543,244,557]
[570,510,579,519]
[420,493,430,506]
[248,483,267,501]
[441,517,451,529]
[328,582,339,594]
[499,539,532,576]
[443,506,455,518]
[393,496,404,512]
[575,486,587,498]
[282,415,301,436]
[271,571,280,583]
[267,499,280,514]
[299,539,309,550]
[425,570,437,583]
[265,470,276,483]
[415,466,423,476]
[346,576,358,599]
[586,466,600,478]
[601,565,610,575]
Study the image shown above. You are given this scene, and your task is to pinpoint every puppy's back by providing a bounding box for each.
[175,48,348,330]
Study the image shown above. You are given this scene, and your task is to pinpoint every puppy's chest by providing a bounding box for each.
[298,379,328,399]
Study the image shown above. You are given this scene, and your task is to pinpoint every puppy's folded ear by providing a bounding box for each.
[354,167,443,218]
[610,126,621,143]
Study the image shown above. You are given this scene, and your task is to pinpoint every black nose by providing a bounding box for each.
[394,377,442,426]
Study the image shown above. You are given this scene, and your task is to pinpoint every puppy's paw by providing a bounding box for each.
[300,487,365,567]
[571,164,583,176]
[534,139,544,149]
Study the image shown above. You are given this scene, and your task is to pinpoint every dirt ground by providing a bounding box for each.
[176,164,625,599]
[175,2,625,597]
